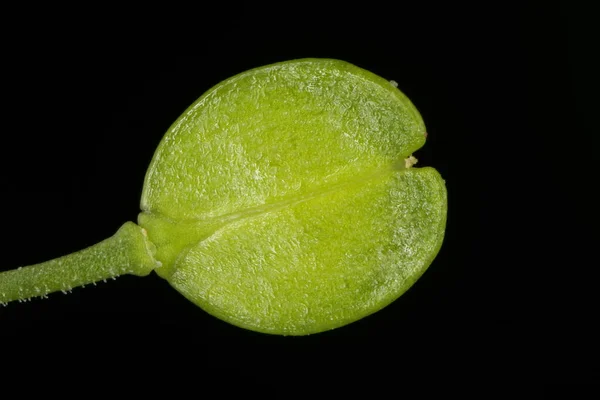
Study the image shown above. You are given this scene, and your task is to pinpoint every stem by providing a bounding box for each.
[0,222,160,305]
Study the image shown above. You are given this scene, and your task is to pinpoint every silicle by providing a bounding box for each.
[0,58,447,335]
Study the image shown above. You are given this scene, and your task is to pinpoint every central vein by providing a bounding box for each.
[139,158,415,278]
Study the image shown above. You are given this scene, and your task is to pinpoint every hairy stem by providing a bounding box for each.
[0,222,160,305]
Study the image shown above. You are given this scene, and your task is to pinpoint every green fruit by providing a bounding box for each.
[0,58,446,335]
[138,58,447,335]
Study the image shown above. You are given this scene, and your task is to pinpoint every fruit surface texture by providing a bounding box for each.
[138,58,447,335]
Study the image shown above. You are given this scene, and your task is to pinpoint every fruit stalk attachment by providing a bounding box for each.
[0,222,159,306]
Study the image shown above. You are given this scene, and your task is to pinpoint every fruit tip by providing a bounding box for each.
[404,155,418,169]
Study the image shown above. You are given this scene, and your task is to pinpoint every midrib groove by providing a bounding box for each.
[147,162,411,230]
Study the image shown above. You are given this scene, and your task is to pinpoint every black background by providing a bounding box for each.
[0,5,595,378]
